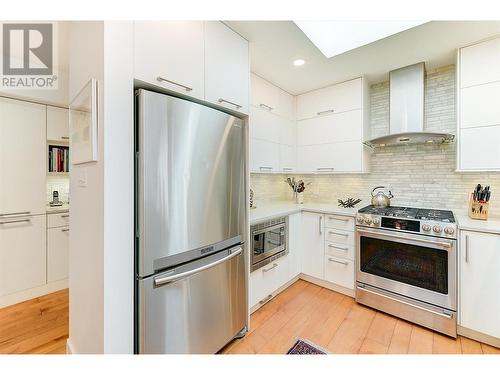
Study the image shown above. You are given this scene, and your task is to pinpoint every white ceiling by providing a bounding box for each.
[225,21,500,95]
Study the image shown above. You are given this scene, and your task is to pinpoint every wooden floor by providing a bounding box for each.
[0,289,68,354]
[221,280,500,354]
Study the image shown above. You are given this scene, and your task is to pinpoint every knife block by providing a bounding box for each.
[469,193,489,220]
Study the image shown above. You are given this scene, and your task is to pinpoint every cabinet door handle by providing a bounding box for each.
[282,168,293,171]
[259,103,273,111]
[61,136,70,140]
[259,294,273,305]
[218,98,242,109]
[328,258,348,266]
[317,167,335,172]
[328,216,349,222]
[61,214,69,218]
[328,244,349,251]
[61,228,70,232]
[328,230,349,236]
[156,76,193,92]
[319,216,322,235]
[317,109,334,116]
[259,166,273,171]
[0,211,30,217]
[262,263,278,273]
[0,219,31,225]
[465,234,469,263]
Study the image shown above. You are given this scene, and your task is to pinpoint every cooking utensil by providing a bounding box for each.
[371,186,394,207]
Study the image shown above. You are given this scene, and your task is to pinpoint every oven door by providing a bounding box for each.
[356,227,456,310]
[251,223,286,265]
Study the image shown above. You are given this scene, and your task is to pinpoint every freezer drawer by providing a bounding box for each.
[137,245,246,354]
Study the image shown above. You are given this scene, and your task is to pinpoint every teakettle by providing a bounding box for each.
[371,186,394,207]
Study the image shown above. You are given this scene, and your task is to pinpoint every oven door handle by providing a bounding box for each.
[358,230,453,249]
[252,223,285,236]
[357,284,454,319]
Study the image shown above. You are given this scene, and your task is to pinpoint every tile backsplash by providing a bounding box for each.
[250,65,500,213]
[47,175,70,204]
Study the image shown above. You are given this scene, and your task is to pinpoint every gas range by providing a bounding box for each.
[356,205,457,239]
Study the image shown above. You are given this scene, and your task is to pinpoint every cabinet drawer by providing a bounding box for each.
[324,214,354,231]
[325,241,354,261]
[47,226,69,282]
[324,256,354,289]
[325,228,354,245]
[47,212,70,228]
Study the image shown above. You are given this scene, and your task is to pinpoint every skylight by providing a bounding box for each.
[294,21,428,58]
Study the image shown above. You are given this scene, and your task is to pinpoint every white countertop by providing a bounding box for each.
[250,201,357,224]
[454,210,500,235]
[46,203,70,214]
[251,201,500,235]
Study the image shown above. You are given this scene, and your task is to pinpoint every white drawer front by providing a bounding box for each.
[47,212,70,228]
[324,214,354,231]
[325,241,354,261]
[324,256,354,289]
[325,228,354,245]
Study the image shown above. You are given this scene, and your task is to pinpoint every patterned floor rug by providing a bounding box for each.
[286,339,329,354]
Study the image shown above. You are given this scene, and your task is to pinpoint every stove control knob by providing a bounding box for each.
[422,224,431,231]
[372,218,380,225]
[365,218,372,225]
[433,225,442,233]
[444,227,455,235]
[356,216,364,224]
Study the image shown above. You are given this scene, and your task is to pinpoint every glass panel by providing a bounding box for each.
[253,226,285,258]
[360,236,448,294]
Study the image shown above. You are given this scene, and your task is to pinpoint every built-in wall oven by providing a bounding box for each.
[355,206,457,337]
[251,216,288,272]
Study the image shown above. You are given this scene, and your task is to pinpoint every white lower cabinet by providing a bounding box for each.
[460,230,500,339]
[287,213,302,278]
[249,255,289,308]
[47,226,69,283]
[300,212,325,279]
[0,215,46,296]
[324,256,355,289]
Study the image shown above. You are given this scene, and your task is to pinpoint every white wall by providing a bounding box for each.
[67,20,134,354]
[102,21,134,354]
[68,21,105,354]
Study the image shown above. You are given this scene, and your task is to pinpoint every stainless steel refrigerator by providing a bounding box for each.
[135,89,247,354]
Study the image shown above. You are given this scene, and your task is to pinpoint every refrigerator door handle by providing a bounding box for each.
[154,247,242,287]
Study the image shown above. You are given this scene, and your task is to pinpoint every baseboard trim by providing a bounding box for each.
[458,326,500,348]
[66,338,74,354]
[0,279,68,308]
[299,274,355,297]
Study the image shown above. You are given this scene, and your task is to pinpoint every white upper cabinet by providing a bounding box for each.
[204,21,249,114]
[46,106,69,142]
[297,109,363,146]
[134,21,205,100]
[249,138,280,172]
[251,73,294,120]
[458,37,500,171]
[460,82,500,129]
[296,78,362,121]
[460,37,500,88]
[0,97,46,215]
[297,142,365,173]
[460,231,500,340]
[249,106,282,143]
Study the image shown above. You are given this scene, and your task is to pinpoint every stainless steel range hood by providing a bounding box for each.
[365,62,454,147]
